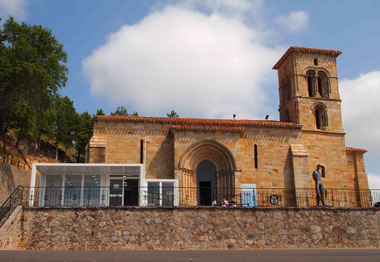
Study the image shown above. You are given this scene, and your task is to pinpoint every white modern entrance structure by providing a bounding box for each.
[29,163,178,207]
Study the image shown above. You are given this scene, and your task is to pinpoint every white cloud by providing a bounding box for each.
[83,3,283,118]
[368,173,380,189]
[0,0,27,20]
[341,71,380,155]
[275,11,309,32]
[180,0,264,18]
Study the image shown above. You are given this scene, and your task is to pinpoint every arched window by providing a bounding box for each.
[281,76,291,105]
[314,105,328,130]
[317,71,329,98]
[306,70,316,97]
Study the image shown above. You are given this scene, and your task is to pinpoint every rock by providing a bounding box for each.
[310,225,321,234]
[154,218,162,224]
[144,218,153,225]
[347,227,357,235]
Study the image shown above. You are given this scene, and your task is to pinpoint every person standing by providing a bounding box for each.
[312,164,326,206]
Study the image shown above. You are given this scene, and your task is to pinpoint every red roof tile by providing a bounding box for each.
[170,125,245,133]
[95,115,300,128]
[273,46,342,69]
[346,147,367,153]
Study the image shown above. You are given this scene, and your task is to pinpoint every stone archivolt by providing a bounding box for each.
[179,139,236,172]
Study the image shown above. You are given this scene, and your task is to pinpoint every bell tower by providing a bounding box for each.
[273,46,344,133]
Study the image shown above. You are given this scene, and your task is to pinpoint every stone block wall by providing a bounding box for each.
[276,49,344,133]
[0,163,32,204]
[0,206,23,249]
[91,117,306,189]
[91,120,174,179]
[13,207,380,250]
[302,132,354,189]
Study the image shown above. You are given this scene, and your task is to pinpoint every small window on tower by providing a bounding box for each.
[314,58,318,66]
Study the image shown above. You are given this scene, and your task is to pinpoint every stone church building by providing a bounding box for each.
[86,46,369,206]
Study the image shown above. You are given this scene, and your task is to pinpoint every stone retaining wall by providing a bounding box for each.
[0,206,23,249]
[0,163,32,204]
[17,207,380,250]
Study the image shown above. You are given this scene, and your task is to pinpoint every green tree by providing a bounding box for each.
[74,111,93,162]
[0,17,68,152]
[54,96,77,162]
[111,106,128,116]
[96,108,105,115]
[13,99,37,148]
[167,110,179,118]
[35,100,56,153]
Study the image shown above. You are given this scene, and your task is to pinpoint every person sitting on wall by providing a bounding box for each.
[222,198,229,207]
[211,199,217,206]
[312,164,326,206]
[230,200,236,207]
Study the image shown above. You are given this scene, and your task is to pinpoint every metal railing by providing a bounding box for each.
[22,186,380,209]
[0,185,24,228]
[0,154,29,171]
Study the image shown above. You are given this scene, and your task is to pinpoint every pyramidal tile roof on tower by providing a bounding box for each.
[96,115,301,128]
[273,46,342,70]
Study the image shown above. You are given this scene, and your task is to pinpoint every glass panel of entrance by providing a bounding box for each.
[109,176,139,206]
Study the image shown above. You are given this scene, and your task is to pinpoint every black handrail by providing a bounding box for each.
[0,185,24,228]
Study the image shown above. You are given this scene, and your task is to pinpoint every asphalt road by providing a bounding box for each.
[1,249,380,262]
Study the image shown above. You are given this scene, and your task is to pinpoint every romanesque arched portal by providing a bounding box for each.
[178,140,236,205]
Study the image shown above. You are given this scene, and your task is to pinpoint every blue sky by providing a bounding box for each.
[1,0,380,187]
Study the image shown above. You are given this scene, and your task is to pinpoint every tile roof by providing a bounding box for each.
[96,115,301,128]
[273,46,342,70]
[170,125,245,133]
[346,147,367,153]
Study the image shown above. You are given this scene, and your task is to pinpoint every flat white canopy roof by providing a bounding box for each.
[33,163,143,177]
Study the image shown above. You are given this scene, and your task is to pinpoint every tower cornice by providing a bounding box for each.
[273,46,342,70]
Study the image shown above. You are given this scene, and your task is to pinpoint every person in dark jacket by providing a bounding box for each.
[313,164,326,206]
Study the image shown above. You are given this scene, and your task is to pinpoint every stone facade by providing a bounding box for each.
[0,163,36,204]
[87,46,369,206]
[1,207,379,250]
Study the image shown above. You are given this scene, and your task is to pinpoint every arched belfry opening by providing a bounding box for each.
[312,104,328,130]
[178,140,236,205]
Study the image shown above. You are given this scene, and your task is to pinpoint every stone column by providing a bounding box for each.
[290,144,311,207]
[352,152,371,207]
